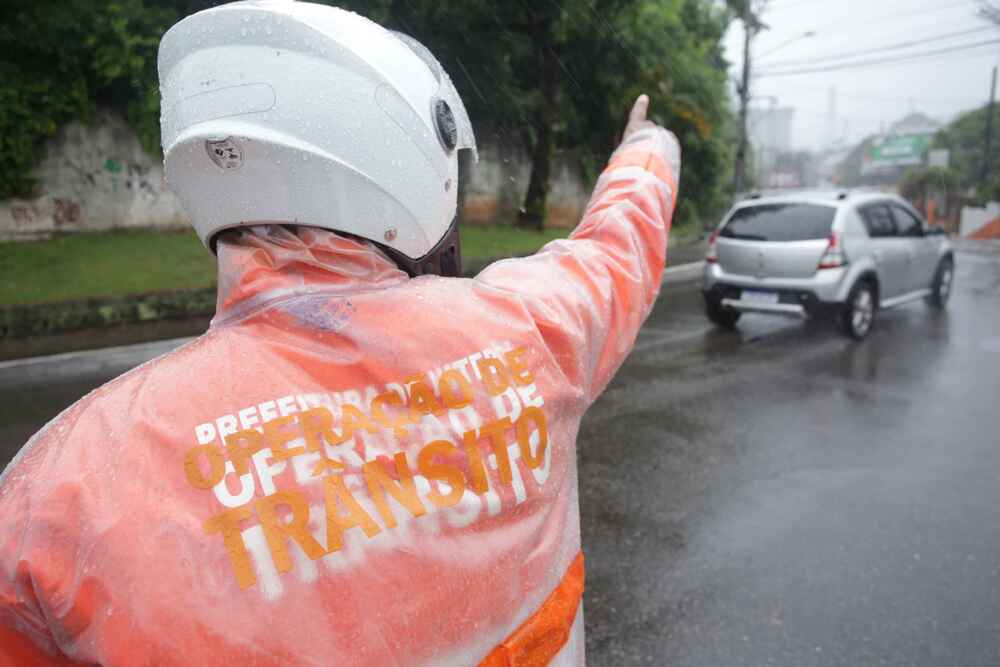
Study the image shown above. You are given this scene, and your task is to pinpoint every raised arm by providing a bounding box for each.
[476,95,681,399]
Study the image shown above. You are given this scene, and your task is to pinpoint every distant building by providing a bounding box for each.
[749,105,794,153]
[816,142,853,188]
[749,105,795,187]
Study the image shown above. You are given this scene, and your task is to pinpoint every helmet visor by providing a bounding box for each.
[391,31,478,162]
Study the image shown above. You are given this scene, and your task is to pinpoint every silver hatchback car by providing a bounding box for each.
[702,191,954,339]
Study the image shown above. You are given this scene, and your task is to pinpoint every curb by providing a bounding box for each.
[0,260,503,343]
[0,288,216,340]
[662,260,704,285]
[0,257,704,360]
[4,263,709,370]
[0,337,196,383]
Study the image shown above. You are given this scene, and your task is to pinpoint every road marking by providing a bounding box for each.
[662,260,705,284]
[633,328,710,353]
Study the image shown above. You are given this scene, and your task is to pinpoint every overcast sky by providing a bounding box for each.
[724,0,1000,151]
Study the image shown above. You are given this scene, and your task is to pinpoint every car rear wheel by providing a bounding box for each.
[926,257,954,309]
[841,280,876,339]
[705,295,741,329]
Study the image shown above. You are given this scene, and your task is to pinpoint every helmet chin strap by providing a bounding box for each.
[378,215,462,278]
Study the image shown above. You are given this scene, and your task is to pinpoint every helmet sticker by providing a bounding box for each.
[205,138,245,171]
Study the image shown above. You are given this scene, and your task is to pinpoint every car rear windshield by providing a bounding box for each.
[720,203,836,242]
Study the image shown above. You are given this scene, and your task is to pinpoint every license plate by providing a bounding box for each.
[740,289,779,305]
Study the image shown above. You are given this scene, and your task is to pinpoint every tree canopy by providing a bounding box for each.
[930,103,1000,199]
[0,0,737,228]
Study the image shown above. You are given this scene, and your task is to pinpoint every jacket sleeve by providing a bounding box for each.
[476,127,680,399]
[0,495,71,666]
[0,436,88,667]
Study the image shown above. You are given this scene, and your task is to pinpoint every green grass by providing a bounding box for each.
[460,224,569,261]
[0,225,573,306]
[0,229,217,307]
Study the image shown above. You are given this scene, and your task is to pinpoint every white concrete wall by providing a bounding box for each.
[0,111,188,241]
[460,140,591,229]
[960,202,1000,237]
[0,112,592,240]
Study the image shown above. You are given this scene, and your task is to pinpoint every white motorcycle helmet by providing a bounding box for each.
[158,0,477,276]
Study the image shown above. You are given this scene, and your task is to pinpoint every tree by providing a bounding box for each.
[932,104,1000,198]
[977,0,1000,24]
[899,166,961,211]
[342,0,737,230]
[0,0,204,196]
[1,0,738,232]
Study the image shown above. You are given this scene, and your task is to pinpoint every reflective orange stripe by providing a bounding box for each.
[478,552,585,667]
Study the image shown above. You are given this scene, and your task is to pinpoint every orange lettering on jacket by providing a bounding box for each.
[325,474,382,551]
[204,506,256,589]
[184,444,226,489]
[363,453,426,529]
[225,429,265,475]
[256,490,326,572]
[418,440,466,508]
[189,344,553,590]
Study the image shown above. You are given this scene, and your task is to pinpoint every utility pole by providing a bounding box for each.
[733,4,754,194]
[983,65,997,187]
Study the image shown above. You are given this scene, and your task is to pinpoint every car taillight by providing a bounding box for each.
[706,230,719,264]
[817,231,847,269]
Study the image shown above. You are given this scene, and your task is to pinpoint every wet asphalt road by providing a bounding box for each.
[581,240,1000,665]
[3,240,1000,665]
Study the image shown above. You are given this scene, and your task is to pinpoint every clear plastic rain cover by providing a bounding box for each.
[0,128,679,666]
[391,31,478,162]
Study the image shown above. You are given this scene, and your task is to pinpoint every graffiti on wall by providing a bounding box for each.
[53,198,81,226]
[11,205,35,227]
[1,111,190,240]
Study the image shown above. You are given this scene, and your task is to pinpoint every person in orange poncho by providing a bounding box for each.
[0,2,679,665]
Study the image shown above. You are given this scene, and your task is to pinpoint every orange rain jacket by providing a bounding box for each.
[0,127,679,667]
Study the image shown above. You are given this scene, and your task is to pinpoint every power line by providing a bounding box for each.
[757,37,1000,77]
[758,88,986,108]
[753,79,987,105]
[782,0,976,27]
[762,25,995,69]
[737,1,983,74]
[759,46,999,78]
[766,0,825,10]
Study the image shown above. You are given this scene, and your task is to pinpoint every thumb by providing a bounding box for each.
[629,94,650,125]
